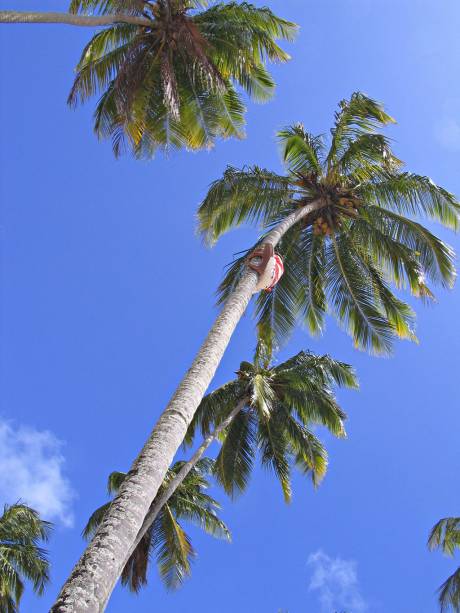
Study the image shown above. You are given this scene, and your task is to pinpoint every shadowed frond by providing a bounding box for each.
[215,408,257,496]
[184,379,246,445]
[69,0,297,156]
[438,567,460,612]
[428,517,460,612]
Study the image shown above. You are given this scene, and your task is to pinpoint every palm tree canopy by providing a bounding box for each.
[84,458,230,591]
[428,517,460,612]
[68,0,297,157]
[185,346,357,501]
[0,503,51,611]
[198,93,460,355]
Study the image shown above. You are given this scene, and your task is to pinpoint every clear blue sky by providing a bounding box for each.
[1,1,460,611]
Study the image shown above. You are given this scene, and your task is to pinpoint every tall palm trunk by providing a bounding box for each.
[52,199,322,612]
[0,11,151,27]
[124,397,248,573]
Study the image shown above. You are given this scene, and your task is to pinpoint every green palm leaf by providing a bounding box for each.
[214,408,257,496]
[188,348,354,503]
[0,504,51,608]
[199,92,459,354]
[69,0,297,156]
[428,516,460,611]
[152,505,194,589]
[84,459,229,592]
[326,233,395,354]
[438,567,460,612]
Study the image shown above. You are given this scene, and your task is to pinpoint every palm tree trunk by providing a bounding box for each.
[123,396,249,572]
[0,11,151,27]
[51,199,322,612]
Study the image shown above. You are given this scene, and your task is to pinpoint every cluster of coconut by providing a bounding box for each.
[311,195,360,237]
[312,216,332,236]
[338,197,358,210]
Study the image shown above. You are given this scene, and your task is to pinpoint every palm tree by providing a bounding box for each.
[84,460,229,593]
[429,517,460,611]
[126,346,356,567]
[0,503,51,611]
[52,93,459,612]
[1,1,296,156]
[186,346,356,500]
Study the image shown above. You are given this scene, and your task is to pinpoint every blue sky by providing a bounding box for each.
[1,0,460,611]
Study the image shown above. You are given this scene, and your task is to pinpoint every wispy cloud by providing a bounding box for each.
[307,550,368,613]
[0,419,75,527]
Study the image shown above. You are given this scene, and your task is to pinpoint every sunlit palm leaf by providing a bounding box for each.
[199,92,459,354]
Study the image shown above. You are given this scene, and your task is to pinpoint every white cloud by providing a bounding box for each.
[307,550,368,613]
[0,420,75,527]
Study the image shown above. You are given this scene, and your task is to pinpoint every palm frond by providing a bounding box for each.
[257,416,291,502]
[171,495,231,541]
[120,528,151,593]
[214,408,257,496]
[429,518,460,556]
[438,567,460,612]
[278,124,324,175]
[184,379,246,445]
[296,228,327,335]
[360,172,460,231]
[0,504,50,602]
[363,205,456,289]
[107,471,127,495]
[198,166,293,245]
[275,407,328,485]
[326,233,397,354]
[327,92,396,168]
[69,0,296,156]
[82,502,112,540]
[151,505,194,590]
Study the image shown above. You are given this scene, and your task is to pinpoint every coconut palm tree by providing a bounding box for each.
[124,345,356,570]
[84,459,229,593]
[1,1,296,156]
[186,346,355,500]
[429,517,460,611]
[0,503,51,611]
[52,93,459,612]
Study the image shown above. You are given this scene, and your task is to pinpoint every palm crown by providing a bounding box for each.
[68,0,296,157]
[185,346,357,501]
[198,93,459,354]
[0,503,51,612]
[84,459,230,591]
[429,516,460,611]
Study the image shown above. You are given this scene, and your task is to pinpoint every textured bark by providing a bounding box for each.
[51,199,321,612]
[124,397,249,570]
[0,10,151,27]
